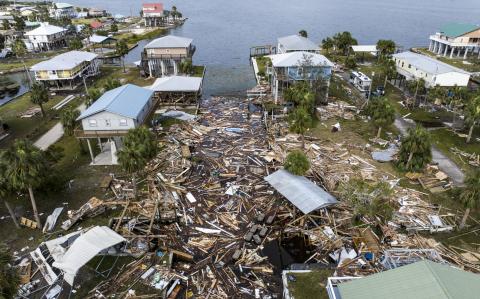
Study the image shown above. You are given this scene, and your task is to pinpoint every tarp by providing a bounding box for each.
[264,169,338,214]
[52,226,125,285]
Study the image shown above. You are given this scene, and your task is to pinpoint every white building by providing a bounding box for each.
[76,84,156,165]
[31,51,100,90]
[429,23,480,59]
[392,52,471,87]
[49,2,76,19]
[277,35,320,54]
[24,23,67,52]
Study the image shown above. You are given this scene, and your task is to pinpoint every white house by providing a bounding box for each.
[277,35,320,54]
[429,23,480,59]
[24,22,67,52]
[31,51,100,90]
[392,51,471,87]
[76,84,156,165]
[49,2,76,19]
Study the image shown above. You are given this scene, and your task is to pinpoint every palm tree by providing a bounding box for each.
[289,107,312,149]
[321,37,334,54]
[333,31,358,56]
[284,150,310,175]
[12,39,31,85]
[376,39,396,59]
[116,40,129,73]
[117,127,158,197]
[104,78,121,91]
[0,160,20,229]
[86,88,102,106]
[366,98,395,138]
[379,59,396,88]
[30,83,49,117]
[397,126,432,171]
[180,59,193,75]
[459,170,480,229]
[60,108,81,136]
[298,30,308,38]
[3,139,47,228]
[464,95,480,143]
[0,244,19,298]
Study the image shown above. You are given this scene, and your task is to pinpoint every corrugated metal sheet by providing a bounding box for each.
[30,51,98,71]
[145,35,193,49]
[264,169,338,214]
[77,84,154,120]
[392,52,471,75]
[149,76,202,92]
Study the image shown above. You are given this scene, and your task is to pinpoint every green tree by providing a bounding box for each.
[0,161,20,229]
[68,37,83,50]
[104,78,121,91]
[3,139,47,228]
[379,58,397,88]
[110,23,118,33]
[60,108,80,136]
[81,24,93,38]
[427,86,447,105]
[321,37,334,54]
[339,180,394,223]
[284,150,310,176]
[13,15,25,31]
[376,39,396,59]
[344,56,356,69]
[397,126,432,171]
[2,19,10,30]
[0,244,19,298]
[289,107,312,149]
[12,39,31,85]
[180,59,193,74]
[116,39,129,73]
[87,88,102,106]
[459,170,480,229]
[464,95,480,143]
[0,34,5,50]
[30,83,49,117]
[366,98,395,138]
[117,126,158,197]
[333,31,358,56]
[298,30,308,38]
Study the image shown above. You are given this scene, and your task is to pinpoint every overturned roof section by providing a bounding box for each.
[78,84,154,120]
[338,260,480,299]
[30,51,98,71]
[264,169,338,214]
[25,23,66,36]
[145,35,193,49]
[393,51,471,75]
[278,35,320,52]
[52,226,125,285]
[267,51,334,68]
[149,76,203,92]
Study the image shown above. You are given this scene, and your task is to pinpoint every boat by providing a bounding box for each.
[6,82,20,91]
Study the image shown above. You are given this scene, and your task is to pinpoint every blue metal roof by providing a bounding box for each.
[78,84,154,120]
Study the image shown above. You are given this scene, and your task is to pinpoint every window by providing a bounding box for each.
[105,119,111,127]
[408,64,411,68]
[119,119,128,126]
[88,119,97,127]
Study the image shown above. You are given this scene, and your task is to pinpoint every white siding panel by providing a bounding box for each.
[81,111,135,131]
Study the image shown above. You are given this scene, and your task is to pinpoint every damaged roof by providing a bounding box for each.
[264,169,338,214]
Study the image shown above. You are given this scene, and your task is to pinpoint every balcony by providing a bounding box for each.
[74,129,130,138]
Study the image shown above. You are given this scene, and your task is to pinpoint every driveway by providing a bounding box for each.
[394,117,465,186]
[34,104,86,151]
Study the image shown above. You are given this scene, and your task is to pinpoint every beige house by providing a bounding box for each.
[429,23,480,59]
[141,35,195,77]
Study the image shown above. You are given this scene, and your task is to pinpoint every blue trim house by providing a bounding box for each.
[76,84,156,165]
[267,51,334,102]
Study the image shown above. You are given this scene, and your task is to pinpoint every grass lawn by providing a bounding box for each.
[0,92,69,148]
[255,56,271,75]
[286,270,333,299]
[94,66,156,88]
[116,28,166,46]
[193,65,206,77]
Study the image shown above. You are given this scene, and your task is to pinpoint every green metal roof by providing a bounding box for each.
[338,260,480,299]
[440,23,479,37]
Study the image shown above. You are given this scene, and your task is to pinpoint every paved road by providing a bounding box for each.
[394,118,465,186]
[34,104,86,151]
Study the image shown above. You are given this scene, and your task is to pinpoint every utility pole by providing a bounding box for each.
[367,71,375,103]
